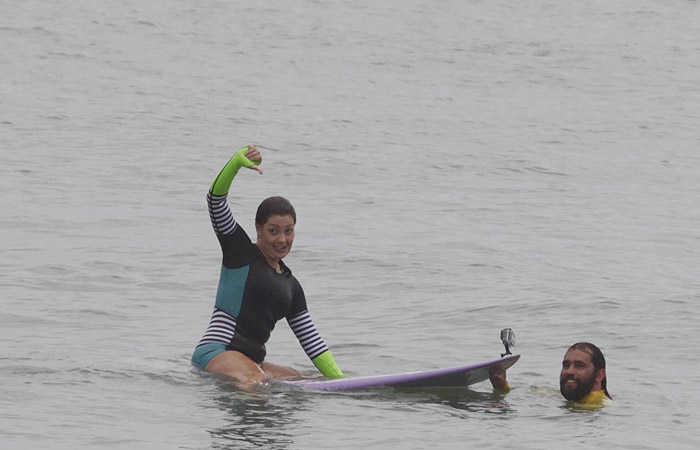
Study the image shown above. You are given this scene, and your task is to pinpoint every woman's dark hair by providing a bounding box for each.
[255,196,296,226]
[568,342,611,399]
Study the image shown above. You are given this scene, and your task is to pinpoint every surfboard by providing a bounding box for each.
[282,354,520,391]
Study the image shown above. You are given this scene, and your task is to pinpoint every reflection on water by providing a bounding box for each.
[206,382,306,450]
[204,380,521,448]
[393,386,515,416]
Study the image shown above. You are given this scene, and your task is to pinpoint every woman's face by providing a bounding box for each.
[255,214,295,265]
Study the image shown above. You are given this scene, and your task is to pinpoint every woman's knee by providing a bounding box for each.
[205,351,266,384]
[261,362,300,378]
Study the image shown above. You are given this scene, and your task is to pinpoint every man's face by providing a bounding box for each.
[559,348,599,401]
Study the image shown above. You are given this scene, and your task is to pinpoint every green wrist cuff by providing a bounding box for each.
[210,147,255,195]
[312,351,345,378]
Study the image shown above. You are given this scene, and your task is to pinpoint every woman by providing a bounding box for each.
[191,145,344,385]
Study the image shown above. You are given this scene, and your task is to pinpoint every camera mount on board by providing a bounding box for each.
[500,328,515,357]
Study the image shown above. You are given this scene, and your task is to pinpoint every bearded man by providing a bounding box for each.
[559,342,611,404]
[490,341,612,407]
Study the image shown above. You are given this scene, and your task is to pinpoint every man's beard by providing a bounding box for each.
[560,373,596,401]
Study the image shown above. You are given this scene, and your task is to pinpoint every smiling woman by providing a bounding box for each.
[190,145,344,386]
[254,197,297,273]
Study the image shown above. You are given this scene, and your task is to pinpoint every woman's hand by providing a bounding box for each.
[244,144,263,174]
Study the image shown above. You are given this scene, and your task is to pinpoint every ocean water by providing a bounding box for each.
[2,0,700,448]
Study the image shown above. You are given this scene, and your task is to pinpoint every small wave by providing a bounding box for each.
[525,166,569,176]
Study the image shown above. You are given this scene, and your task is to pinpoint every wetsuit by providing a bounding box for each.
[191,149,343,378]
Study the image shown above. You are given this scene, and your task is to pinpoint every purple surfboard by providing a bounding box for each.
[282,354,520,391]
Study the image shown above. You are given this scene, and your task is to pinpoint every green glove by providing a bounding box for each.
[210,147,258,195]
[312,350,345,378]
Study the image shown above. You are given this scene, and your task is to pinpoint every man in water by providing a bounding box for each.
[490,342,612,406]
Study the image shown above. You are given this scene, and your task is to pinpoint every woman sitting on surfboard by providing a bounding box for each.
[191,145,344,385]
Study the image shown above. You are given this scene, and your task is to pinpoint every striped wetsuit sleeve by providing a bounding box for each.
[208,191,237,236]
[288,311,344,378]
[288,310,328,359]
[197,306,237,346]
[207,147,256,236]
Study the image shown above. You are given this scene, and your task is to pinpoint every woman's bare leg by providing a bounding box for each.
[261,361,300,379]
[205,350,300,385]
[205,350,266,385]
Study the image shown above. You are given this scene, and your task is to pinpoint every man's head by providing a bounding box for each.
[560,342,610,401]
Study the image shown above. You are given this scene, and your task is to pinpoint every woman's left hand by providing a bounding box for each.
[244,144,263,174]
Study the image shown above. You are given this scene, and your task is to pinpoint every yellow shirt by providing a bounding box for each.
[492,386,611,408]
[493,382,511,393]
[574,390,611,409]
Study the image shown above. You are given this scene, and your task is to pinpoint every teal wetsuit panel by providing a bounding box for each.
[191,342,227,369]
[215,265,249,316]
